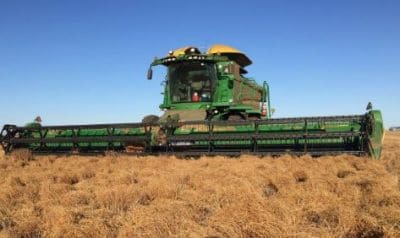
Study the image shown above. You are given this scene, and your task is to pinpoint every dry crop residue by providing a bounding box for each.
[0,132,399,237]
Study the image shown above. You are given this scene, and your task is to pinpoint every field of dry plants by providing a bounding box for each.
[0,132,399,237]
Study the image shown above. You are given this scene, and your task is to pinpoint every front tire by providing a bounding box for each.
[142,115,159,124]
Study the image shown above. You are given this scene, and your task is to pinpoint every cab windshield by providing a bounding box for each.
[168,61,215,103]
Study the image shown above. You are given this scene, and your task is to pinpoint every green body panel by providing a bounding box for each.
[367,110,384,159]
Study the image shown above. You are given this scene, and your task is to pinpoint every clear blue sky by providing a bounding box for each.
[0,0,399,127]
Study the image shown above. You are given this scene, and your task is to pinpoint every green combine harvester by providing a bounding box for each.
[0,45,384,159]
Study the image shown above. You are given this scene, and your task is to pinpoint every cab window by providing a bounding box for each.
[168,61,215,103]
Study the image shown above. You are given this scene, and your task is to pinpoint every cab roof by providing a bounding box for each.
[164,44,252,67]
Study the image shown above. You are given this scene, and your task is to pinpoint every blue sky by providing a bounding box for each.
[0,0,399,127]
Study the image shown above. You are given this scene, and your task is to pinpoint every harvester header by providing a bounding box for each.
[0,44,384,159]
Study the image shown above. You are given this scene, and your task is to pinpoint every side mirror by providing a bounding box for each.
[147,68,153,80]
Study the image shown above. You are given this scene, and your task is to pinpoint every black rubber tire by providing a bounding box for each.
[227,113,246,121]
[248,115,261,121]
[142,115,159,124]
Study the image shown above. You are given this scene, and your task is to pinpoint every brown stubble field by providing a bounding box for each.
[0,132,399,238]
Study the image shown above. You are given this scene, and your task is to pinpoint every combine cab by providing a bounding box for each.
[0,45,384,159]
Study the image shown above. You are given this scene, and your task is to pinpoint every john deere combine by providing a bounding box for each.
[0,45,384,158]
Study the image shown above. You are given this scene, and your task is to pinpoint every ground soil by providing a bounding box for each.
[0,132,399,237]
